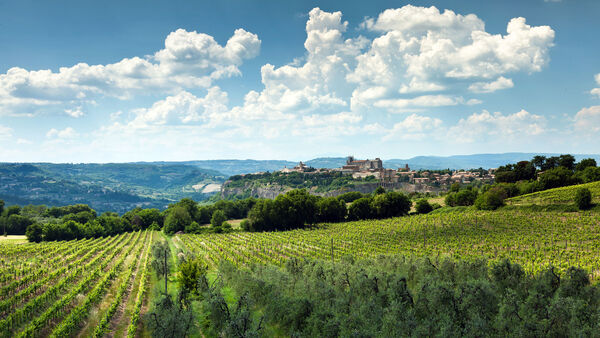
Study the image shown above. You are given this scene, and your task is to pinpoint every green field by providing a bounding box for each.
[506,181,600,207]
[3,190,600,336]
[178,210,600,280]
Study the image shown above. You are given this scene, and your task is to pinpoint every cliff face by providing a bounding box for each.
[220,181,442,199]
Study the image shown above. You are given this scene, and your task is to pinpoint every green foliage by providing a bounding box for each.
[225,171,375,196]
[372,191,411,218]
[337,191,363,204]
[163,206,192,235]
[317,197,347,222]
[184,221,203,234]
[348,197,374,221]
[445,189,478,207]
[415,199,433,214]
[539,167,580,190]
[177,257,208,297]
[210,210,227,228]
[475,186,508,210]
[217,256,600,337]
[25,223,43,242]
[575,158,597,171]
[374,186,386,195]
[145,293,194,338]
[151,240,172,293]
[575,188,592,210]
[247,189,318,231]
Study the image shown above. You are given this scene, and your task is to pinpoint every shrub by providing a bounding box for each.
[25,223,43,242]
[185,221,202,234]
[575,188,592,210]
[445,189,478,207]
[164,206,192,235]
[415,199,433,214]
[348,197,374,221]
[211,210,227,228]
[372,192,412,218]
[475,186,508,210]
[337,191,363,204]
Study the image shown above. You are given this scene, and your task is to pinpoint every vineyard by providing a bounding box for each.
[0,230,154,338]
[1,208,600,336]
[506,181,600,206]
[177,210,600,281]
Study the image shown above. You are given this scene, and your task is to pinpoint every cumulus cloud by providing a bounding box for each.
[0,28,260,116]
[385,114,443,140]
[373,95,473,111]
[574,106,600,133]
[349,5,554,108]
[448,109,546,143]
[47,127,78,139]
[591,73,600,97]
[469,77,514,93]
[231,8,367,121]
[127,87,229,129]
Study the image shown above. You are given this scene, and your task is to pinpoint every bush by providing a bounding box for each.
[25,223,43,242]
[348,197,374,221]
[164,206,192,235]
[372,192,411,218]
[337,191,363,204]
[445,189,478,207]
[240,219,250,231]
[475,186,508,210]
[184,221,202,234]
[211,210,227,228]
[415,199,433,214]
[575,188,592,210]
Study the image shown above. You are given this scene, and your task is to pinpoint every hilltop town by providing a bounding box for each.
[279,156,496,187]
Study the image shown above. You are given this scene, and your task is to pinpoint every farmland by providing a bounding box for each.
[0,231,153,338]
[2,207,600,336]
[176,210,600,280]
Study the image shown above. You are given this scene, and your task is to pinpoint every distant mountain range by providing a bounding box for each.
[157,153,600,175]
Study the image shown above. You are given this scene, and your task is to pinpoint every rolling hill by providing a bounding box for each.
[0,163,226,213]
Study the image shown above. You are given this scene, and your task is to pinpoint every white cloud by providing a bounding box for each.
[574,106,600,133]
[0,125,12,139]
[16,138,32,144]
[448,109,546,143]
[0,28,260,117]
[230,8,368,121]
[591,73,600,97]
[47,127,78,139]
[127,87,229,129]
[349,5,554,107]
[385,113,443,140]
[469,76,514,93]
[373,95,466,111]
[65,107,85,118]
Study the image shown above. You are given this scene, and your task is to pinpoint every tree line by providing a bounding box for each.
[441,154,599,211]
[4,185,420,242]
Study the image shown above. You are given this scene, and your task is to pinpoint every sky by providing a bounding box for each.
[0,0,599,162]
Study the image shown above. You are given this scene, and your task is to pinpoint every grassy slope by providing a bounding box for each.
[506,181,600,206]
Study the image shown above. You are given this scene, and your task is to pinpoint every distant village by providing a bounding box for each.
[279,156,496,187]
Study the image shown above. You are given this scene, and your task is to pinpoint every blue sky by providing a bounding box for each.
[0,0,599,162]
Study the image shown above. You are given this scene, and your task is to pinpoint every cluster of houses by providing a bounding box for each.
[279,156,495,186]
